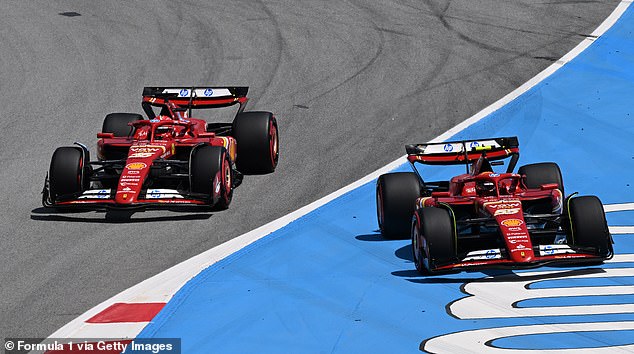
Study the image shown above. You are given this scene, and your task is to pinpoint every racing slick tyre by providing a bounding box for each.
[376,172,421,239]
[102,113,144,137]
[413,207,456,274]
[190,145,233,209]
[566,195,612,257]
[518,162,564,196]
[232,111,279,174]
[48,146,86,203]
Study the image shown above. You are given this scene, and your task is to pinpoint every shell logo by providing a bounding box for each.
[501,218,523,227]
[126,162,147,170]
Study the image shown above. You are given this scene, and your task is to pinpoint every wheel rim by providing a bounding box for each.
[412,221,421,271]
[77,157,83,187]
[223,157,232,202]
[269,120,279,166]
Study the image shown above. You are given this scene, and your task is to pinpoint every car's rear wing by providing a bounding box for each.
[142,86,249,109]
[141,86,249,119]
[406,136,520,172]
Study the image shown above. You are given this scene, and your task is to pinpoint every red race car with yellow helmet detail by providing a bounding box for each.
[376,137,613,274]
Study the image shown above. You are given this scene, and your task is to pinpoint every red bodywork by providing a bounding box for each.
[407,137,611,272]
[45,87,254,209]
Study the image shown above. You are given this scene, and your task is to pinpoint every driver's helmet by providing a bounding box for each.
[475,180,496,196]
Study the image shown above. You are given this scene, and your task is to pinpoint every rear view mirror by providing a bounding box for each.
[431,191,450,197]
[97,132,114,139]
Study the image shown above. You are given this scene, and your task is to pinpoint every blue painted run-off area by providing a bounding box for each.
[139,6,634,353]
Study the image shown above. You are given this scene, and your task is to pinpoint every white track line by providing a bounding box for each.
[604,202,634,212]
[49,0,633,339]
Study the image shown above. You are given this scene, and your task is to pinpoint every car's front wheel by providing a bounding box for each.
[566,195,612,257]
[190,145,233,209]
[48,146,87,203]
[415,207,456,274]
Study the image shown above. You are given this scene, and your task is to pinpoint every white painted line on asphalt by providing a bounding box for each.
[48,0,634,340]
[604,202,634,212]
[611,226,634,234]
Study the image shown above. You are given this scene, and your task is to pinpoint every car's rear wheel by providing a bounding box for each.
[49,147,86,202]
[102,113,144,137]
[232,111,278,174]
[376,172,421,239]
[566,195,612,257]
[190,145,233,209]
[415,207,456,274]
[518,162,564,196]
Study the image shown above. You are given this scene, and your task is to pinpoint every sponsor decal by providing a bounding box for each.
[487,201,521,209]
[489,173,500,177]
[129,152,155,158]
[128,170,140,174]
[130,145,165,153]
[507,232,528,237]
[508,226,522,231]
[485,250,497,259]
[501,218,523,227]
[126,162,147,170]
[148,189,161,199]
[543,245,555,255]
[119,182,138,187]
[97,190,109,199]
[179,89,189,97]
[120,180,140,185]
[204,88,214,96]
[443,143,453,152]
[469,141,479,149]
[494,208,521,216]
[122,187,132,191]
[150,118,159,123]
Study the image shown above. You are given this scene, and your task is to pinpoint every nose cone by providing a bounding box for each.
[483,200,535,262]
[115,161,148,204]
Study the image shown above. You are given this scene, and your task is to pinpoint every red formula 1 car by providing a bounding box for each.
[376,137,613,274]
[42,87,279,210]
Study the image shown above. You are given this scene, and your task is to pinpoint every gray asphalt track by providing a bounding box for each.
[0,0,619,338]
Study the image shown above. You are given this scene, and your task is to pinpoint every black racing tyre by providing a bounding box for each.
[49,147,85,202]
[102,113,144,137]
[518,162,564,196]
[414,207,456,274]
[232,111,279,174]
[190,145,233,209]
[567,195,612,257]
[376,172,421,239]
